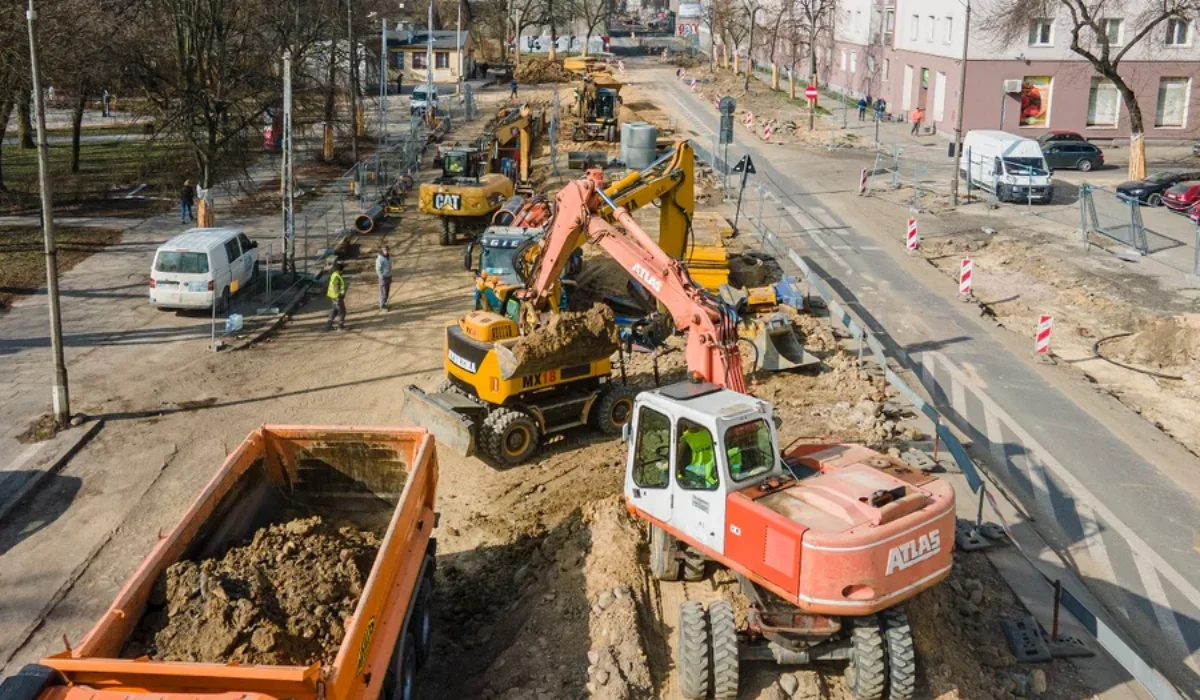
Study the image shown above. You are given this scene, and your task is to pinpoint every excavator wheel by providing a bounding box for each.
[843,616,886,700]
[589,383,635,435]
[708,600,739,700]
[480,407,539,466]
[879,606,916,700]
[681,554,706,582]
[572,125,586,142]
[649,524,682,581]
[677,601,710,700]
[439,216,460,246]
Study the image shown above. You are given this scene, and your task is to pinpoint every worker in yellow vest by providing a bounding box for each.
[325,261,347,331]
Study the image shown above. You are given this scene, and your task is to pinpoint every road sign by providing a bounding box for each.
[805,85,818,100]
[732,154,756,174]
[719,114,733,145]
[719,96,737,115]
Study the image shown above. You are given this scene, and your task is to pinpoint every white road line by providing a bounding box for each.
[1132,549,1200,676]
[1075,498,1130,620]
[950,375,968,420]
[982,409,1011,477]
[781,206,854,275]
[1021,451,1058,531]
[5,442,46,473]
[928,349,1200,616]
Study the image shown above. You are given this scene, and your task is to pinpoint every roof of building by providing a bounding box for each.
[387,29,469,50]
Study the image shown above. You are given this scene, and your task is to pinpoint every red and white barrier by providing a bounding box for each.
[618,60,626,73]
[690,79,698,92]
[959,258,973,297]
[905,217,919,251]
[713,98,721,111]
[761,120,773,141]
[744,111,755,127]
[858,168,868,195]
[1035,315,1053,354]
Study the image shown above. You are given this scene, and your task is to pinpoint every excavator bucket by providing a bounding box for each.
[400,385,478,458]
[745,313,819,372]
[496,305,621,380]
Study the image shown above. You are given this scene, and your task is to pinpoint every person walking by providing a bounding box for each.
[375,246,393,311]
[325,261,347,331]
[510,79,519,99]
[857,96,868,121]
[874,97,887,121]
[395,72,403,96]
[179,180,196,223]
[910,106,924,136]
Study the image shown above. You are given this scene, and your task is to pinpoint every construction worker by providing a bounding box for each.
[910,106,925,136]
[375,246,392,311]
[510,79,519,99]
[180,180,195,223]
[679,426,717,489]
[325,261,347,331]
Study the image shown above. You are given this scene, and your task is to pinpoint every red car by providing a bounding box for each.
[1189,203,1200,224]
[1162,181,1200,212]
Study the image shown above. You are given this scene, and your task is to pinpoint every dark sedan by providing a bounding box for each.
[1117,171,1200,206]
[1037,131,1086,147]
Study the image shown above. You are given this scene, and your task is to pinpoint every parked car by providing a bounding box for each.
[959,130,1054,203]
[1189,204,1200,224]
[1192,141,1200,157]
[1116,171,1200,206]
[1042,141,1105,171]
[150,228,259,311]
[410,84,438,115]
[1162,181,1200,212]
[1036,131,1087,147]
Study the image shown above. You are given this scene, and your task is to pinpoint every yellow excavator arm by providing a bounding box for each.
[598,140,695,256]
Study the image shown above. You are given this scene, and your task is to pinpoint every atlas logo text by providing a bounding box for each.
[631,263,663,293]
[885,529,941,575]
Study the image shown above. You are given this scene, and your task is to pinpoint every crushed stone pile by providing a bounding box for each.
[498,304,620,378]
[125,516,380,665]
[514,57,572,84]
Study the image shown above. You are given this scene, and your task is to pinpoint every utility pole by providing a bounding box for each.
[26,0,69,426]
[379,17,388,147]
[456,0,462,94]
[808,23,817,131]
[282,50,295,274]
[949,0,971,206]
[348,0,359,163]
[426,1,434,102]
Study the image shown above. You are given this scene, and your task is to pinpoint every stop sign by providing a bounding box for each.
[805,85,819,100]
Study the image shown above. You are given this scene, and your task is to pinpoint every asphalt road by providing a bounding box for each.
[644,66,1200,696]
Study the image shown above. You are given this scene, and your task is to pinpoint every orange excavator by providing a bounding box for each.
[516,176,954,700]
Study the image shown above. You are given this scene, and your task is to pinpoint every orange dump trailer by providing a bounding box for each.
[0,426,438,700]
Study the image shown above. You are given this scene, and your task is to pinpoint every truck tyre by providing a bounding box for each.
[649,524,682,581]
[677,601,710,700]
[481,408,539,466]
[708,600,739,700]
[844,616,886,700]
[880,607,915,700]
[413,572,435,669]
[440,217,455,246]
[590,383,635,435]
[383,630,418,700]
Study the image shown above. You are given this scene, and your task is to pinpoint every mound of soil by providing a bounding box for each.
[514,58,572,83]
[499,304,620,378]
[1105,313,1200,371]
[125,516,380,665]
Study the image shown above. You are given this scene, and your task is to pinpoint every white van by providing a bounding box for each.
[149,228,259,311]
[959,130,1054,204]
[410,84,439,115]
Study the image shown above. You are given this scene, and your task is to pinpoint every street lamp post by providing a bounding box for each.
[950,0,971,206]
[26,0,70,427]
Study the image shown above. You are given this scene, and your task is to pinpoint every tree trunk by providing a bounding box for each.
[0,97,9,192]
[17,96,35,150]
[70,92,87,173]
[583,31,590,56]
[1121,83,1147,180]
[323,43,337,162]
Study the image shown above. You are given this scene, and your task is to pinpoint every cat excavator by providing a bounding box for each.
[404,175,953,700]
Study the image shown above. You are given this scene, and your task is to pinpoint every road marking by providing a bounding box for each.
[1132,549,1200,676]
[950,376,968,421]
[4,442,46,473]
[928,350,1200,616]
[781,206,853,275]
[1075,499,1129,620]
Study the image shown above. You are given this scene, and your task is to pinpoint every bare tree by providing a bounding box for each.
[510,0,547,65]
[982,0,1198,177]
[578,0,606,57]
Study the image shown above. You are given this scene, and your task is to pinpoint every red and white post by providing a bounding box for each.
[959,258,973,299]
[906,217,919,251]
[1035,315,1053,355]
[858,168,869,195]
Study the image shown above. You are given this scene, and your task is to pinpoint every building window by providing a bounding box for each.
[850,51,857,73]
[435,51,449,69]
[1029,19,1053,46]
[884,7,895,43]
[927,15,935,42]
[389,50,404,69]
[840,49,848,70]
[1156,77,1190,127]
[412,51,427,69]
[883,58,890,81]
[1166,18,1190,46]
[944,17,953,44]
[1103,18,1123,45]
[910,15,919,40]
[1087,78,1120,127]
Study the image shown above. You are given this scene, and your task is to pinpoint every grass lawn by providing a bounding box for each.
[0,225,124,312]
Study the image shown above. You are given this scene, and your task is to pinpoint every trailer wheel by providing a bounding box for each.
[844,616,886,700]
[439,217,455,246]
[649,524,682,581]
[590,383,635,435]
[481,408,539,466]
[383,630,418,700]
[413,572,435,669]
[677,601,710,700]
[708,600,739,700]
[880,606,916,700]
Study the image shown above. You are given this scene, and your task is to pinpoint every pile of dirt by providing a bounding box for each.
[669,54,703,68]
[514,57,573,83]
[499,304,620,378]
[16,413,63,444]
[1104,313,1200,372]
[124,516,380,665]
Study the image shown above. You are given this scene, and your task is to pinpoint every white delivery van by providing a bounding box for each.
[149,228,259,311]
[959,130,1054,204]
[410,84,439,115]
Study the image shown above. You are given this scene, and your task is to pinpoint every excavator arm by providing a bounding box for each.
[599,140,694,257]
[524,178,747,393]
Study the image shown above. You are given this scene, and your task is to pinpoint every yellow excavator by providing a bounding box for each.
[573,73,622,142]
[418,134,514,246]
[490,104,544,196]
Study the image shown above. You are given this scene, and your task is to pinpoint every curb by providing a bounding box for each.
[0,420,104,527]
[226,279,314,351]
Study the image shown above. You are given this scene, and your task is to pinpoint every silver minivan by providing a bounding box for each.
[149,228,259,311]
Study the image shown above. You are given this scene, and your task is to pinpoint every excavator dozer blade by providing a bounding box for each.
[400,385,478,458]
[748,315,820,373]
